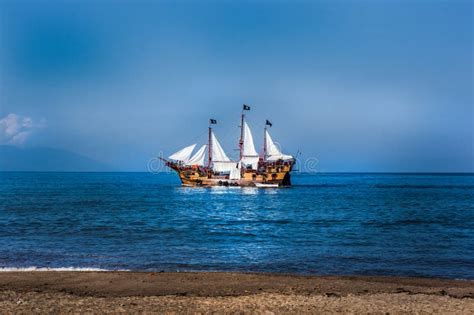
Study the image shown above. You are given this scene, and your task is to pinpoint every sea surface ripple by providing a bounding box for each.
[0,172,473,279]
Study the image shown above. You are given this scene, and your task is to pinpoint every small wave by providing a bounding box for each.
[361,219,463,228]
[375,184,474,189]
[294,184,351,188]
[0,267,128,272]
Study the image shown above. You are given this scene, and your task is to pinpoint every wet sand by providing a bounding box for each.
[0,272,473,313]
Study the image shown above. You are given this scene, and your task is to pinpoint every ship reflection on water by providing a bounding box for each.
[178,186,272,196]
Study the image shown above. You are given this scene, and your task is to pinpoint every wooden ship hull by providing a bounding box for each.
[163,105,295,188]
[166,160,294,187]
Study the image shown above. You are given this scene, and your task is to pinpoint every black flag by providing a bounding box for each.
[266,120,272,127]
[243,104,251,110]
[210,119,217,124]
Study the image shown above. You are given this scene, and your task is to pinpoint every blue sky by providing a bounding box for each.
[0,0,472,172]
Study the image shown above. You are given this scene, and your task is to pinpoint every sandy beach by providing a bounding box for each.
[0,272,472,313]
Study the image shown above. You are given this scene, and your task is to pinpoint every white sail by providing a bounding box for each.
[169,144,196,162]
[211,131,235,172]
[265,130,293,161]
[211,131,230,162]
[229,162,241,179]
[214,162,237,172]
[242,121,258,156]
[185,144,206,166]
[241,121,259,169]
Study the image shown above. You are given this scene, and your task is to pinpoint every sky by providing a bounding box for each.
[0,0,472,172]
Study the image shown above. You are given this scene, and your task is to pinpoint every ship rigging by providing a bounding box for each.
[162,105,295,187]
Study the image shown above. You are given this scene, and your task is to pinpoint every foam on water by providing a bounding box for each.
[0,266,130,272]
[0,267,125,272]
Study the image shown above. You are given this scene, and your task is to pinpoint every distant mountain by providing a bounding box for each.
[0,145,115,172]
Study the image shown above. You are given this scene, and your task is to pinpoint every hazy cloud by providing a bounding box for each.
[0,113,46,145]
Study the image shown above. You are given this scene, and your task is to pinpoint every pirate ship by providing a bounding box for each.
[162,105,295,187]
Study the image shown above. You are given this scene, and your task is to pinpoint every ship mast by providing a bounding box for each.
[263,125,267,160]
[240,104,250,160]
[264,119,272,160]
[208,120,213,167]
[239,113,244,161]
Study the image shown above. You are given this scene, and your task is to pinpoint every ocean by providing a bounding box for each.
[1,172,473,279]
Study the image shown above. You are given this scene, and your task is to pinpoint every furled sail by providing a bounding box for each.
[169,144,196,162]
[241,121,259,169]
[185,144,206,166]
[211,131,235,172]
[265,130,293,161]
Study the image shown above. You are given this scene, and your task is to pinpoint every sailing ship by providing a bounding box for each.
[162,105,295,187]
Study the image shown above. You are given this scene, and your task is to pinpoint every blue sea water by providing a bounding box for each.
[0,172,473,279]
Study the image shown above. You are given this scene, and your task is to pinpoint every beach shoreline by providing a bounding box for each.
[1,271,473,313]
